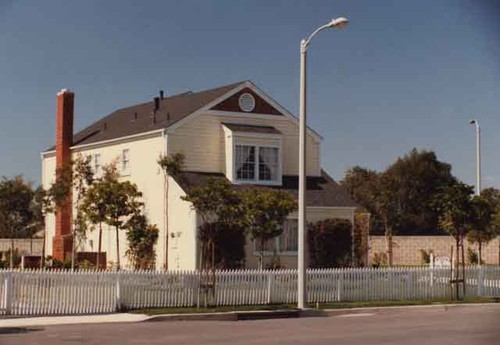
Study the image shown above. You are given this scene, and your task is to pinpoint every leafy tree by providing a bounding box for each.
[480,188,500,209]
[182,178,243,270]
[342,149,457,266]
[157,153,185,270]
[0,176,37,268]
[99,164,143,270]
[374,171,401,266]
[435,181,474,298]
[467,194,498,264]
[341,166,380,225]
[31,186,54,267]
[384,149,456,232]
[71,155,94,269]
[126,214,159,269]
[308,219,352,268]
[241,188,297,269]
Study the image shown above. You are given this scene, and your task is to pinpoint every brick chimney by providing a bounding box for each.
[52,88,74,262]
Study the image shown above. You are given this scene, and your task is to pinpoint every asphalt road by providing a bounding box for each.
[1,305,499,345]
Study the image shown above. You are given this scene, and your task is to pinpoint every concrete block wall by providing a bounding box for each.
[369,235,500,266]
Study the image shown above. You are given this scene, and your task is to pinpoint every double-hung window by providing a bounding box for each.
[94,153,101,177]
[121,149,130,175]
[235,145,279,183]
[253,219,298,255]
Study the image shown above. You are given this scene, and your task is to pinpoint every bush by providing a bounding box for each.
[308,218,353,268]
[372,252,388,267]
[419,249,431,265]
[199,222,246,269]
[467,248,482,265]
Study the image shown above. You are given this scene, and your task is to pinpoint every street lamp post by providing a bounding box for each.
[469,119,481,196]
[298,17,348,310]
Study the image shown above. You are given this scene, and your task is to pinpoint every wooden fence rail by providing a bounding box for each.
[0,266,499,316]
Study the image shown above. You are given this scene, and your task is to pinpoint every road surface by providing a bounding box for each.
[1,304,499,345]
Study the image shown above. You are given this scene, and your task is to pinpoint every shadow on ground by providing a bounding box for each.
[0,327,43,335]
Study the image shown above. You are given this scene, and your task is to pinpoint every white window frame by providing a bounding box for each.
[233,142,282,185]
[252,219,298,256]
[121,149,130,176]
[93,153,101,177]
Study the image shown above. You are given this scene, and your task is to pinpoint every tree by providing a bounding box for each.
[31,186,54,267]
[241,188,297,269]
[340,166,380,225]
[435,181,474,298]
[383,149,456,232]
[157,153,185,270]
[71,155,94,269]
[99,164,143,270]
[182,178,243,271]
[374,171,401,266]
[0,176,37,268]
[308,219,352,268]
[126,214,159,269]
[80,174,109,269]
[467,195,498,264]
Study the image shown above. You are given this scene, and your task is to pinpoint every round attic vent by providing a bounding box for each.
[238,93,255,112]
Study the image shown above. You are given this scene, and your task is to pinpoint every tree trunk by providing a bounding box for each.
[478,241,482,265]
[115,225,120,271]
[41,222,46,269]
[385,222,393,267]
[259,238,265,270]
[97,222,102,270]
[10,238,14,269]
[71,228,76,271]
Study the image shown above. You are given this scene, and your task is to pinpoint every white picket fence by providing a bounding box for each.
[0,266,499,316]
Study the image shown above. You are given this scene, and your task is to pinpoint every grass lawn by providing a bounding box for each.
[129,297,500,316]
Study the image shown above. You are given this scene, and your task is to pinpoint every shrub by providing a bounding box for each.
[372,252,388,267]
[308,218,353,268]
[419,249,431,265]
[467,248,480,265]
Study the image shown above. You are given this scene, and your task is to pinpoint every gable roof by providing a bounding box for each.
[175,170,360,209]
[45,81,246,151]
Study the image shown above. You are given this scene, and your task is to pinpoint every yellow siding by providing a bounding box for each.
[42,134,166,270]
[168,113,321,176]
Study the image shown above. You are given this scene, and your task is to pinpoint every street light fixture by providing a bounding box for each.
[469,119,481,196]
[298,17,349,310]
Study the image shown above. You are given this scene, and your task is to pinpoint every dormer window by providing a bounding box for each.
[235,145,279,183]
[223,123,282,186]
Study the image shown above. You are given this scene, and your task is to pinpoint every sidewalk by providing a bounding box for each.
[0,313,149,328]
[1,303,499,328]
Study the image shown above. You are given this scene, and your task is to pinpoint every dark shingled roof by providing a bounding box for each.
[222,123,282,135]
[174,170,359,208]
[46,81,246,151]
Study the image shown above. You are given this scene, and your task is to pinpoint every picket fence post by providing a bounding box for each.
[115,273,122,312]
[267,272,274,305]
[477,266,484,297]
[3,271,12,315]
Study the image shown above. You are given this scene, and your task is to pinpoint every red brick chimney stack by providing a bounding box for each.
[53,88,74,262]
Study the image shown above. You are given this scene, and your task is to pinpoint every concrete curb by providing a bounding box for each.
[146,309,300,322]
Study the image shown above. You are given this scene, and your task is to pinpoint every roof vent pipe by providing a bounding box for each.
[154,97,160,112]
[159,90,164,100]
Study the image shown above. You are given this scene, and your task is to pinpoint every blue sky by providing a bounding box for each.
[0,0,499,187]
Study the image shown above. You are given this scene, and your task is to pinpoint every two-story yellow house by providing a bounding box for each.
[42,81,358,270]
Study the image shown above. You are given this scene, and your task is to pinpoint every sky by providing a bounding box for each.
[0,0,499,188]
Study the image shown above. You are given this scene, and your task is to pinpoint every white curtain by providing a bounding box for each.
[259,147,278,180]
[236,145,254,179]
